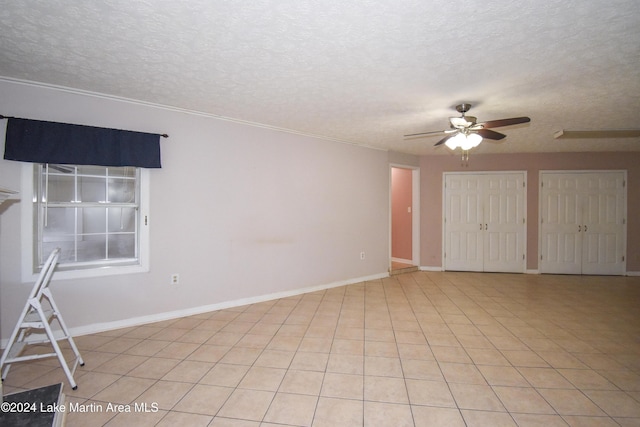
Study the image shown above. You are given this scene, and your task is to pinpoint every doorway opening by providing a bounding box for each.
[390,166,420,274]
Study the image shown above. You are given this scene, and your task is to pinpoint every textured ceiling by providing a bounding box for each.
[1,0,639,155]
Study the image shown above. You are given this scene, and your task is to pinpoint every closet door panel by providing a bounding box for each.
[444,175,483,271]
[540,174,582,274]
[483,173,526,273]
[540,171,625,275]
[581,172,625,275]
[444,172,525,273]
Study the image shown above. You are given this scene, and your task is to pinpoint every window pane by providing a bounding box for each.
[77,165,106,176]
[35,164,143,271]
[43,241,75,264]
[43,207,75,240]
[45,173,75,203]
[108,208,136,232]
[108,178,136,203]
[108,234,136,259]
[81,207,106,234]
[78,175,106,203]
[108,167,136,178]
[77,235,107,262]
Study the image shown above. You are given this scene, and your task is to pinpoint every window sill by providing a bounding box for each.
[24,263,149,282]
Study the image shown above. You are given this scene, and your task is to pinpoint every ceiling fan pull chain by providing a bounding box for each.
[461,150,470,166]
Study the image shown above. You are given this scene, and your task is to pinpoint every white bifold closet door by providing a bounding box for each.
[444,172,526,273]
[539,171,626,275]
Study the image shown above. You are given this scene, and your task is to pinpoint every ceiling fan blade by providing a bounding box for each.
[434,134,454,146]
[481,117,531,129]
[476,129,506,140]
[403,130,445,138]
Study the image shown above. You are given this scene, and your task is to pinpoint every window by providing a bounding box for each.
[6,117,161,280]
[23,163,150,280]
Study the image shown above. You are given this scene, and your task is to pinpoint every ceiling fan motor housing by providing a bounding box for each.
[456,103,472,115]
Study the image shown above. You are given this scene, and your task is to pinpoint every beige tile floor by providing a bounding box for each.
[3,271,640,426]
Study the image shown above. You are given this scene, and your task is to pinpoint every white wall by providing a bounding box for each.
[0,79,390,339]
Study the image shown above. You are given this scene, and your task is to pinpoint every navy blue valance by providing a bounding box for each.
[3,117,163,168]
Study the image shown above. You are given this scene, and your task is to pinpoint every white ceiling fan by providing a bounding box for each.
[405,103,531,152]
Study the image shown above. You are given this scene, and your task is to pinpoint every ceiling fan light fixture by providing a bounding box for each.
[465,132,483,149]
[445,133,463,150]
[445,132,483,150]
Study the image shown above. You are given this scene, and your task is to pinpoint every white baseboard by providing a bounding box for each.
[419,266,443,272]
[418,266,539,274]
[391,257,413,264]
[626,271,640,277]
[1,272,389,349]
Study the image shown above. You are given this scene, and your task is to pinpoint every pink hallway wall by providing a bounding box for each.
[392,167,413,260]
[420,151,640,272]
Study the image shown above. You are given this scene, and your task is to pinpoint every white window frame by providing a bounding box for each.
[21,163,150,281]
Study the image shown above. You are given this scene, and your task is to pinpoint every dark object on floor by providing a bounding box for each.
[0,383,65,427]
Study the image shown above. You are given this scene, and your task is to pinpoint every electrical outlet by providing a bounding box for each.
[171,274,180,285]
[360,251,365,260]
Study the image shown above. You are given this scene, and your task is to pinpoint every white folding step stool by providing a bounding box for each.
[0,248,84,390]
